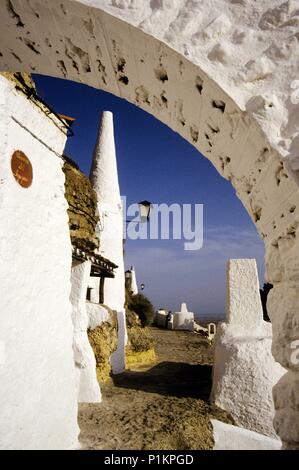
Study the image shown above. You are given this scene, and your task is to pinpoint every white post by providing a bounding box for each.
[211,259,285,438]
[226,258,263,332]
[110,309,128,374]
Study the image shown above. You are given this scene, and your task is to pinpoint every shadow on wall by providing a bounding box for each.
[112,362,212,400]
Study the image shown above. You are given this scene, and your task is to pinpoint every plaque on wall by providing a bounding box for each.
[11,150,33,188]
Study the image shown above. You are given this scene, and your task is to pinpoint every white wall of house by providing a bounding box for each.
[71,260,101,403]
[0,76,79,450]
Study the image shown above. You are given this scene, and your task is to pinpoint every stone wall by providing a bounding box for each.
[63,158,99,252]
[125,309,156,368]
[86,303,118,382]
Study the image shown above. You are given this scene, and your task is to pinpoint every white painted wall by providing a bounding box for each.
[0,76,79,449]
[71,260,101,403]
[87,303,111,330]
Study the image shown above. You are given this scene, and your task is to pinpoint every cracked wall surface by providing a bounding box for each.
[0,0,298,448]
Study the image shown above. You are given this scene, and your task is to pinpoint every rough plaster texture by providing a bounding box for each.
[78,0,299,182]
[226,259,263,332]
[0,0,298,447]
[212,419,282,450]
[211,259,286,438]
[70,260,101,403]
[0,76,79,449]
[211,321,285,438]
[87,302,111,330]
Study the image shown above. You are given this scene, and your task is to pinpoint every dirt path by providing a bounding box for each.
[78,327,233,450]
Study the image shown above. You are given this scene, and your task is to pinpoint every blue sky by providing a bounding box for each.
[33,74,265,319]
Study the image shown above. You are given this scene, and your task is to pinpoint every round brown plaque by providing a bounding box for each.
[11,150,33,188]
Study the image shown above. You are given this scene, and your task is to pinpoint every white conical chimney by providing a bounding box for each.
[129,266,138,296]
[89,111,127,374]
[89,111,125,312]
[90,111,121,205]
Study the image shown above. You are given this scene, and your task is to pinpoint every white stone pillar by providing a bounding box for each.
[110,309,128,374]
[70,260,101,403]
[211,259,285,438]
[226,259,264,331]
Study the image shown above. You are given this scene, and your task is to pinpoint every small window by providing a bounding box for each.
[86,287,92,301]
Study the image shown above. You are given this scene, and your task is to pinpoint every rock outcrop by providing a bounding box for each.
[87,304,118,382]
[125,309,155,368]
[63,157,99,252]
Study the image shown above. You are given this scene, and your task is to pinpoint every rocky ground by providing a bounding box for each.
[78,327,233,450]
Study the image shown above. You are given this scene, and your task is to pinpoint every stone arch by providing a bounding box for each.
[0,0,298,448]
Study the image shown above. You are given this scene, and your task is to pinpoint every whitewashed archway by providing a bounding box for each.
[0,0,298,448]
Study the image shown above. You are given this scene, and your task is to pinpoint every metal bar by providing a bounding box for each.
[99,277,105,304]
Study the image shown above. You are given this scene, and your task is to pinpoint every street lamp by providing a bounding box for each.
[138,200,152,222]
[126,200,152,223]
